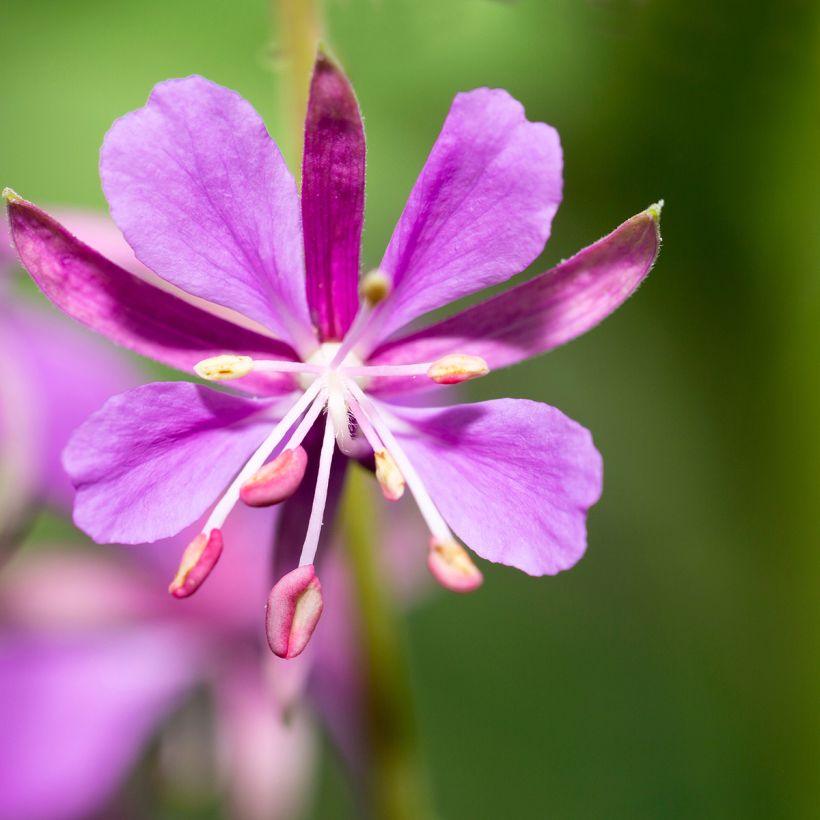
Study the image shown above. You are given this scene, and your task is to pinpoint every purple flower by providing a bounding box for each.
[4,54,661,654]
[0,506,315,820]
[0,213,138,549]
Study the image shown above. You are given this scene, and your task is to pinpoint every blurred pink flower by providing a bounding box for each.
[0,505,316,820]
[0,214,139,550]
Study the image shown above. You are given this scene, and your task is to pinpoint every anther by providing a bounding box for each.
[427,354,489,385]
[194,354,253,381]
[428,537,483,593]
[168,529,224,598]
[360,269,391,306]
[266,565,324,659]
[374,450,405,501]
[239,447,308,507]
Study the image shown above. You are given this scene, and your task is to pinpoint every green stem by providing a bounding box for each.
[342,465,436,820]
[275,0,323,170]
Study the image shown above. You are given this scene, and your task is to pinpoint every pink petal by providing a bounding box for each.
[364,88,562,349]
[64,382,280,544]
[369,207,661,395]
[0,629,198,820]
[302,53,364,341]
[7,198,299,396]
[388,398,603,575]
[100,76,315,353]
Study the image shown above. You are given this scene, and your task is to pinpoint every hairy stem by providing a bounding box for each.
[342,465,436,820]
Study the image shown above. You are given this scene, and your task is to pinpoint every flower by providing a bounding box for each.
[4,53,661,656]
[0,506,315,820]
[0,213,138,551]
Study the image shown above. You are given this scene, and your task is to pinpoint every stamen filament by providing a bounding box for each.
[341,363,432,378]
[344,389,385,452]
[282,389,328,451]
[204,378,326,532]
[297,411,337,567]
[252,360,326,375]
[328,269,391,368]
[344,378,451,542]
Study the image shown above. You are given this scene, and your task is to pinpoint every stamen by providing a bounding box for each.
[194,354,253,381]
[341,362,431,379]
[252,360,325,375]
[297,411,337,568]
[204,377,326,533]
[168,529,224,598]
[328,269,391,368]
[428,536,483,593]
[360,269,391,306]
[266,564,323,659]
[374,450,405,501]
[239,446,308,507]
[344,378,451,543]
[427,354,489,384]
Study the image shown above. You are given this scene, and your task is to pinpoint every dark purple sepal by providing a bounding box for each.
[301,51,365,341]
[6,196,300,396]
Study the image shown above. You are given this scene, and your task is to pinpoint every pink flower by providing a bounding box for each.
[4,53,661,655]
[0,506,314,820]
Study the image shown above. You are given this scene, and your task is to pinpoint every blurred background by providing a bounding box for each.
[1,0,818,818]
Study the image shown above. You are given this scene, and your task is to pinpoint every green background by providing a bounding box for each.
[2,0,819,817]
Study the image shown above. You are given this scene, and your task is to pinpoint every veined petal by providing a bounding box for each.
[6,198,299,396]
[369,207,661,394]
[388,399,602,576]
[302,53,364,341]
[100,76,315,353]
[365,88,562,348]
[64,382,280,544]
[0,629,198,820]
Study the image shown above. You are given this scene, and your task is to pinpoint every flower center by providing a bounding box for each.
[297,341,365,391]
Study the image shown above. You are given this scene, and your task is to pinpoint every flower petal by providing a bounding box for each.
[369,207,661,395]
[0,629,197,820]
[64,382,280,544]
[364,88,562,348]
[302,53,364,341]
[388,398,602,575]
[7,198,299,396]
[100,76,315,352]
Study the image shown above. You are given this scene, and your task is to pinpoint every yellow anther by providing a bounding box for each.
[374,450,405,501]
[361,269,391,306]
[427,354,489,385]
[194,354,253,381]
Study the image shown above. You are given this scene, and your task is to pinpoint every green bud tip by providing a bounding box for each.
[646,200,664,222]
[2,187,22,204]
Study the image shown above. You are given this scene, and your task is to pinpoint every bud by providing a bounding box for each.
[240,447,308,507]
[428,537,483,593]
[168,529,224,598]
[374,449,405,501]
[266,565,323,659]
[360,269,391,306]
[194,354,253,381]
[427,354,489,385]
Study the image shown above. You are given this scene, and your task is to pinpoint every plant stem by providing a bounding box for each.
[342,465,436,820]
[275,0,323,170]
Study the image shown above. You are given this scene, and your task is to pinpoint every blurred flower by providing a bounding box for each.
[0,215,137,552]
[0,505,315,820]
[5,53,661,655]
